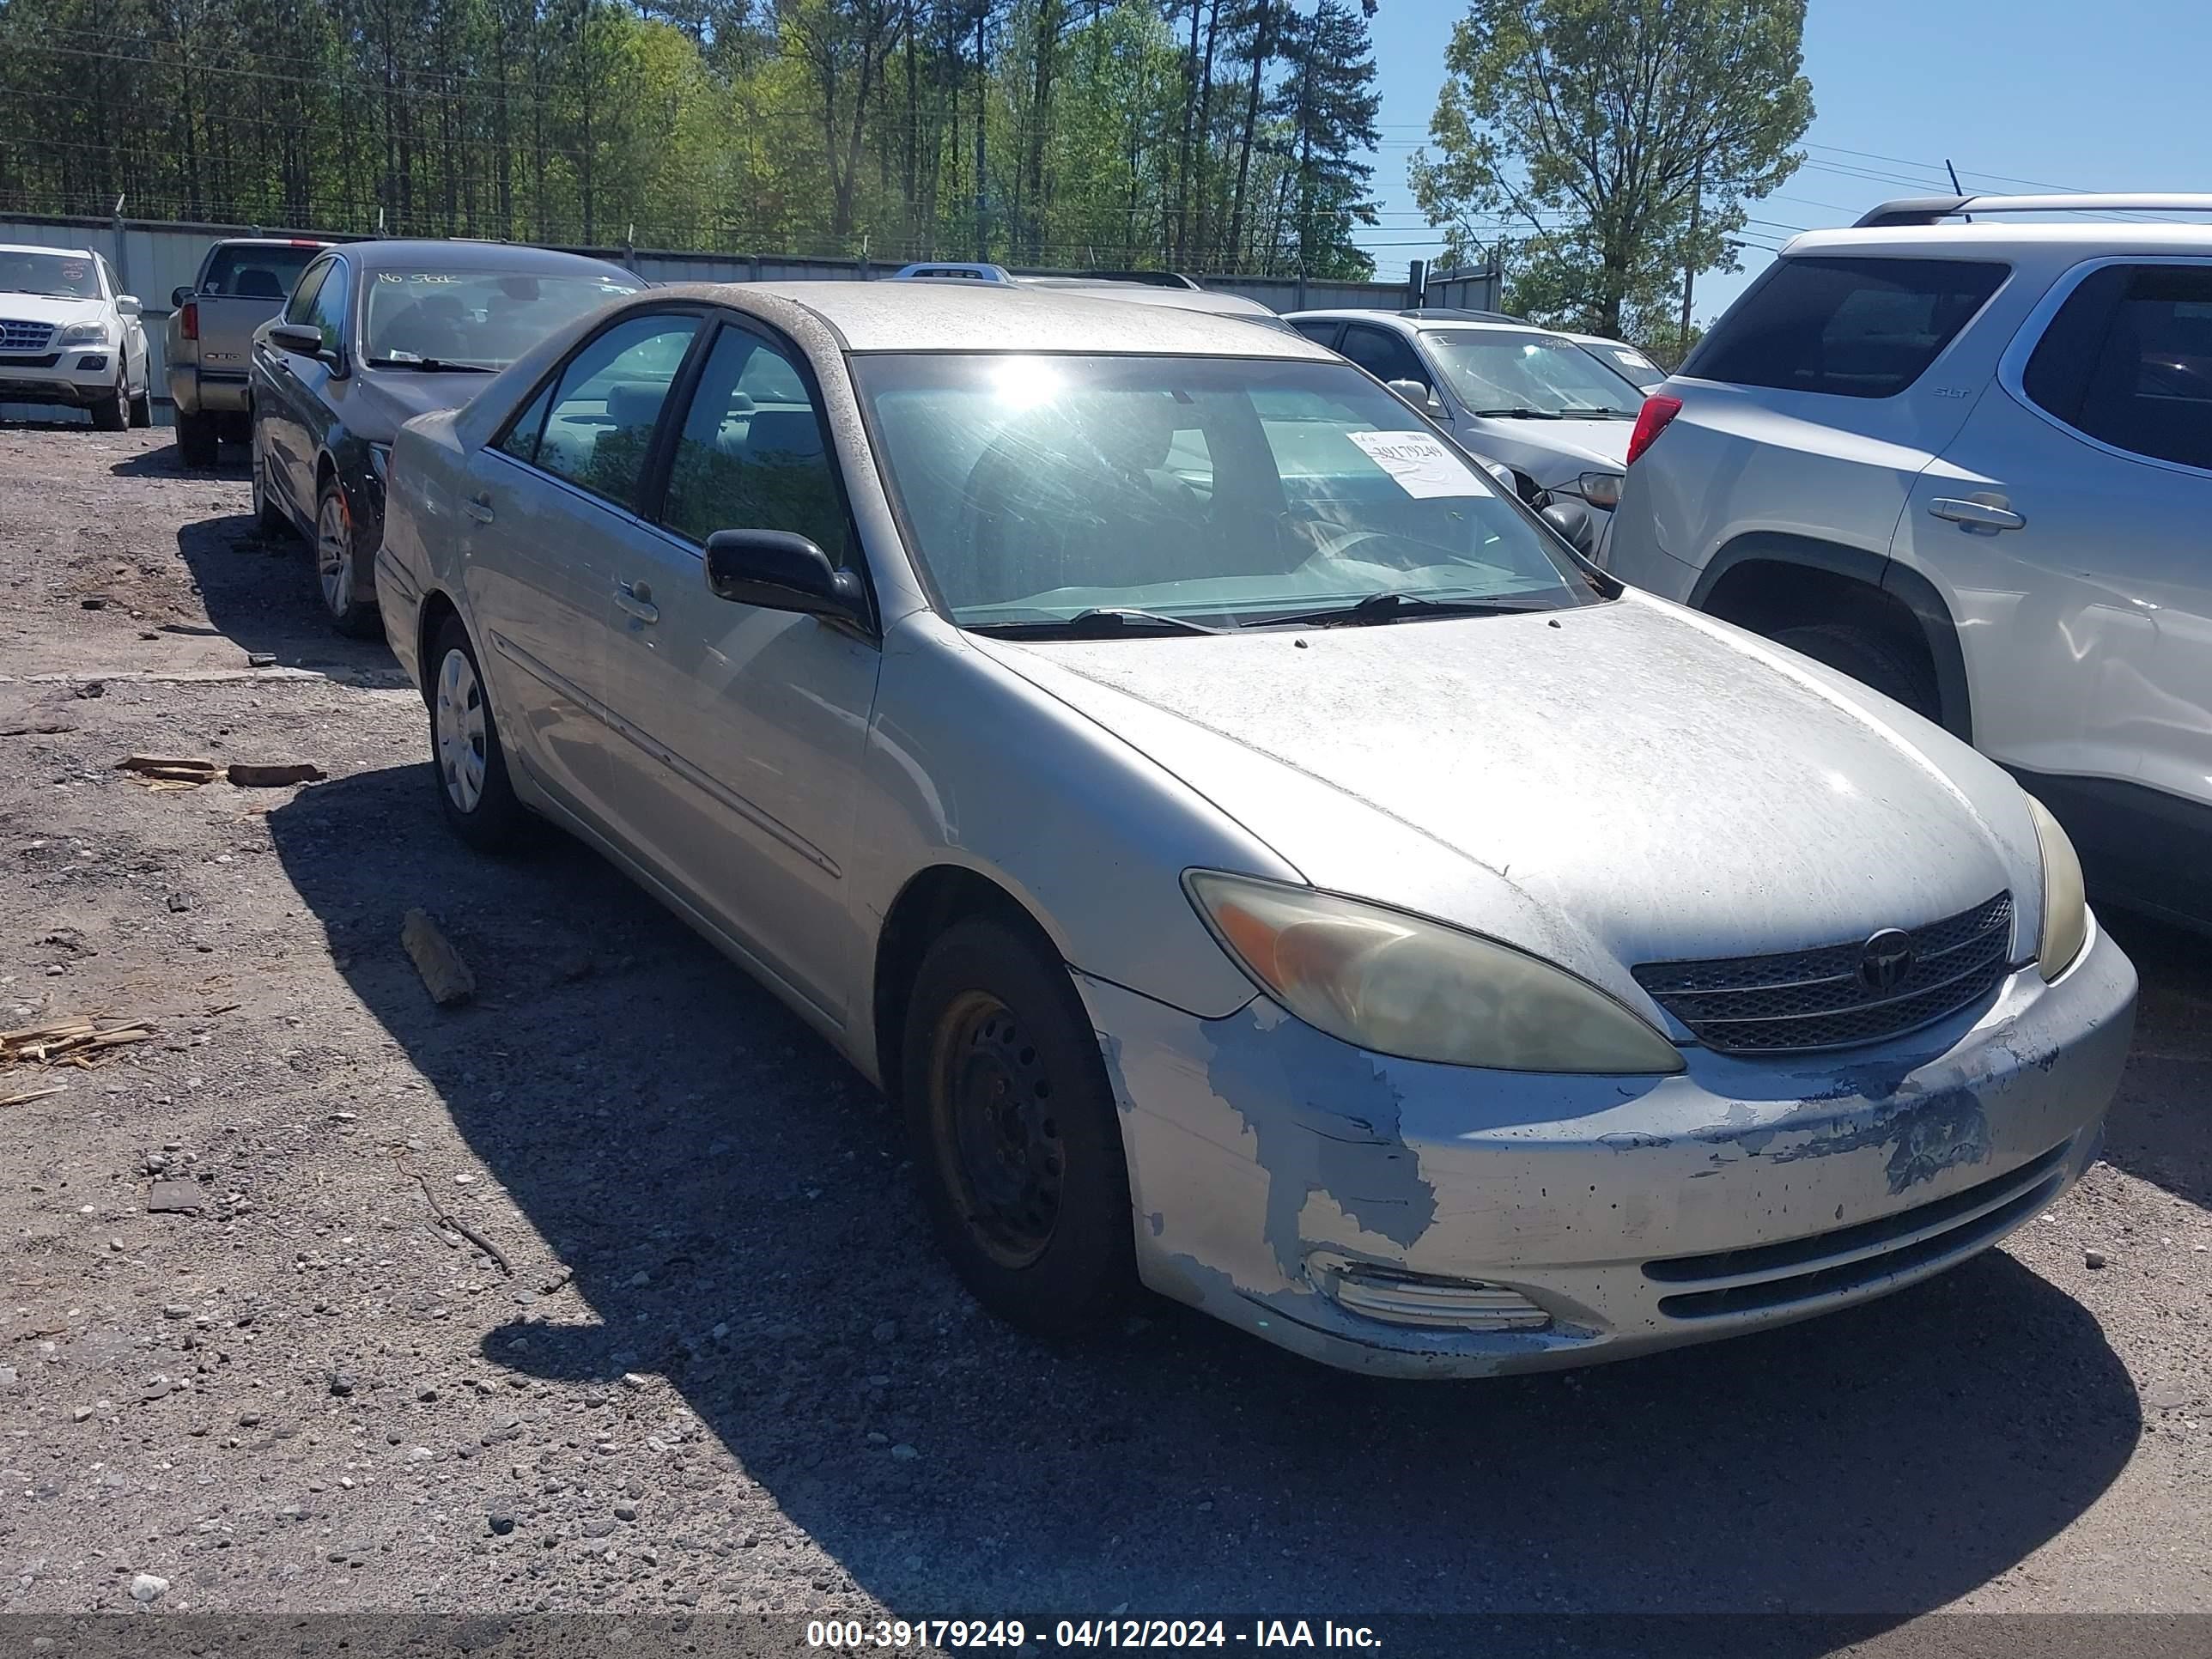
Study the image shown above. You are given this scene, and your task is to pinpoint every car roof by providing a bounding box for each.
[1020,280,1277,318]
[1,242,97,260]
[672,280,1333,356]
[1284,309,1556,338]
[336,239,641,280]
[1780,221,2212,261]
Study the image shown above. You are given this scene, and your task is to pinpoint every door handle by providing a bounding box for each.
[1929,495,2025,533]
[464,493,495,525]
[615,580,659,624]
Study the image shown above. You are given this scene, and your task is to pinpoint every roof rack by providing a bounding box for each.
[1855,192,2212,228]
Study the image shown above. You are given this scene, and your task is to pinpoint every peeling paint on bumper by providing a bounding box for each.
[1077,917,2135,1378]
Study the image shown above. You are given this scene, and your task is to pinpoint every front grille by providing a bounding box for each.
[1644,1139,2072,1319]
[0,319,54,353]
[1633,892,2013,1055]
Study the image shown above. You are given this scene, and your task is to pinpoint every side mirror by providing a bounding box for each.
[1540,500,1597,557]
[704,529,866,623]
[267,322,328,360]
[1387,377,1443,413]
[115,295,142,319]
[171,285,192,309]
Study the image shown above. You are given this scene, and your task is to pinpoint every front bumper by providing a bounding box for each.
[1081,916,2136,1378]
[0,351,118,407]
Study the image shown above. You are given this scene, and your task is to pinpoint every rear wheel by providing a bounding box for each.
[314,479,380,637]
[174,410,219,468]
[902,918,1134,1334]
[1773,622,1941,723]
[89,376,128,432]
[427,615,525,851]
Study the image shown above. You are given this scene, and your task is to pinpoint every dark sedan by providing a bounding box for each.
[250,240,641,635]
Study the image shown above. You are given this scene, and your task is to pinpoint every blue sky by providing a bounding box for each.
[1359,0,2207,322]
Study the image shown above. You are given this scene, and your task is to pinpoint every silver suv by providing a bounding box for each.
[1609,192,2212,932]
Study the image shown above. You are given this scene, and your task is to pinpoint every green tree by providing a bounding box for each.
[1408,0,1812,339]
[1267,0,1378,279]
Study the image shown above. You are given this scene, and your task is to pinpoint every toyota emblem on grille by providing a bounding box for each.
[1858,929,1916,994]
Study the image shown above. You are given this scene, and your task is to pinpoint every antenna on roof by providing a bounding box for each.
[1945,159,1971,222]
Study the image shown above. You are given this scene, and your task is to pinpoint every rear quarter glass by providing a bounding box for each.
[1686,255,2009,399]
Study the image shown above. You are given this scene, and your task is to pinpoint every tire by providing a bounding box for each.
[249,419,293,540]
[89,376,128,432]
[175,410,219,469]
[902,917,1135,1334]
[313,478,381,638]
[1773,622,1942,723]
[128,386,153,428]
[426,614,526,852]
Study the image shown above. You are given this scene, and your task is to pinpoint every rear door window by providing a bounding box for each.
[1338,324,1425,386]
[534,313,703,509]
[2022,263,2212,473]
[1291,319,1344,349]
[1686,256,2008,398]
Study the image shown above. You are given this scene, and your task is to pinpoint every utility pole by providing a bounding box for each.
[1679,159,1703,359]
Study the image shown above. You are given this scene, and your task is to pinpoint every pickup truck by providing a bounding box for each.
[166,237,329,466]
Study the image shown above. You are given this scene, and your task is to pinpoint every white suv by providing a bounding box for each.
[0,243,152,429]
[1609,193,2212,933]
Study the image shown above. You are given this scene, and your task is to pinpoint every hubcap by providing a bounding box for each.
[317,494,353,617]
[434,647,489,813]
[930,991,1065,1269]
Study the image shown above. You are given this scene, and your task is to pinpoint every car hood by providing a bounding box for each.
[1455,416,1631,483]
[0,295,109,329]
[349,368,491,439]
[973,594,2043,1000]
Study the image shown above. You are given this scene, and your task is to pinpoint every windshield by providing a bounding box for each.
[0,249,100,300]
[1422,329,1645,416]
[854,353,1599,630]
[363,269,640,369]
[1581,342,1665,392]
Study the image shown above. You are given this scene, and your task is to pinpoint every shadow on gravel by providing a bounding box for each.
[2100,909,2212,1209]
[170,508,404,677]
[269,763,2142,1629]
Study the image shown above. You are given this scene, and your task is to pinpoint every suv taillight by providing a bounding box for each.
[1626,393,1682,466]
[179,301,198,342]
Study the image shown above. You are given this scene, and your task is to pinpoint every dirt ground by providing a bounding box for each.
[1,424,2207,1647]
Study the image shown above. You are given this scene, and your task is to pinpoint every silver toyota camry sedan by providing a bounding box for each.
[374,283,2136,1378]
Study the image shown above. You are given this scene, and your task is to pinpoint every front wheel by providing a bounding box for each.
[902,918,1135,1334]
[427,615,525,852]
[314,479,380,637]
[1772,622,1941,724]
[89,376,128,432]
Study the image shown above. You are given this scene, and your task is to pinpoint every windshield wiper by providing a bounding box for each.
[1260,591,1550,629]
[968,607,1227,639]
[1472,405,1563,420]
[1555,406,1638,419]
[362,356,495,373]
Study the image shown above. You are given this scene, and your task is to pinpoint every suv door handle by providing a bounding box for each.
[464,493,495,525]
[1929,495,2025,533]
[615,580,659,624]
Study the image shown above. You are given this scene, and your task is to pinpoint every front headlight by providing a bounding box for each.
[2025,796,2088,980]
[57,320,110,346]
[1185,872,1685,1074]
[1573,471,1622,509]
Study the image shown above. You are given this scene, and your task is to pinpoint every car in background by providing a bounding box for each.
[1566,331,1666,392]
[167,235,331,466]
[0,243,151,430]
[1284,308,1644,521]
[374,280,2130,1379]
[249,239,640,635]
[1607,191,2212,932]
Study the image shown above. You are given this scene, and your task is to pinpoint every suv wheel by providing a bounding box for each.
[427,615,525,850]
[1773,623,1941,722]
[89,376,128,432]
[902,918,1135,1334]
[314,480,380,638]
[175,410,219,469]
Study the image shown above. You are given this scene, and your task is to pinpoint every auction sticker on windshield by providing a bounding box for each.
[1346,429,1492,498]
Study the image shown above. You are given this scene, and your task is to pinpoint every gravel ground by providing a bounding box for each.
[0,427,2207,1645]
